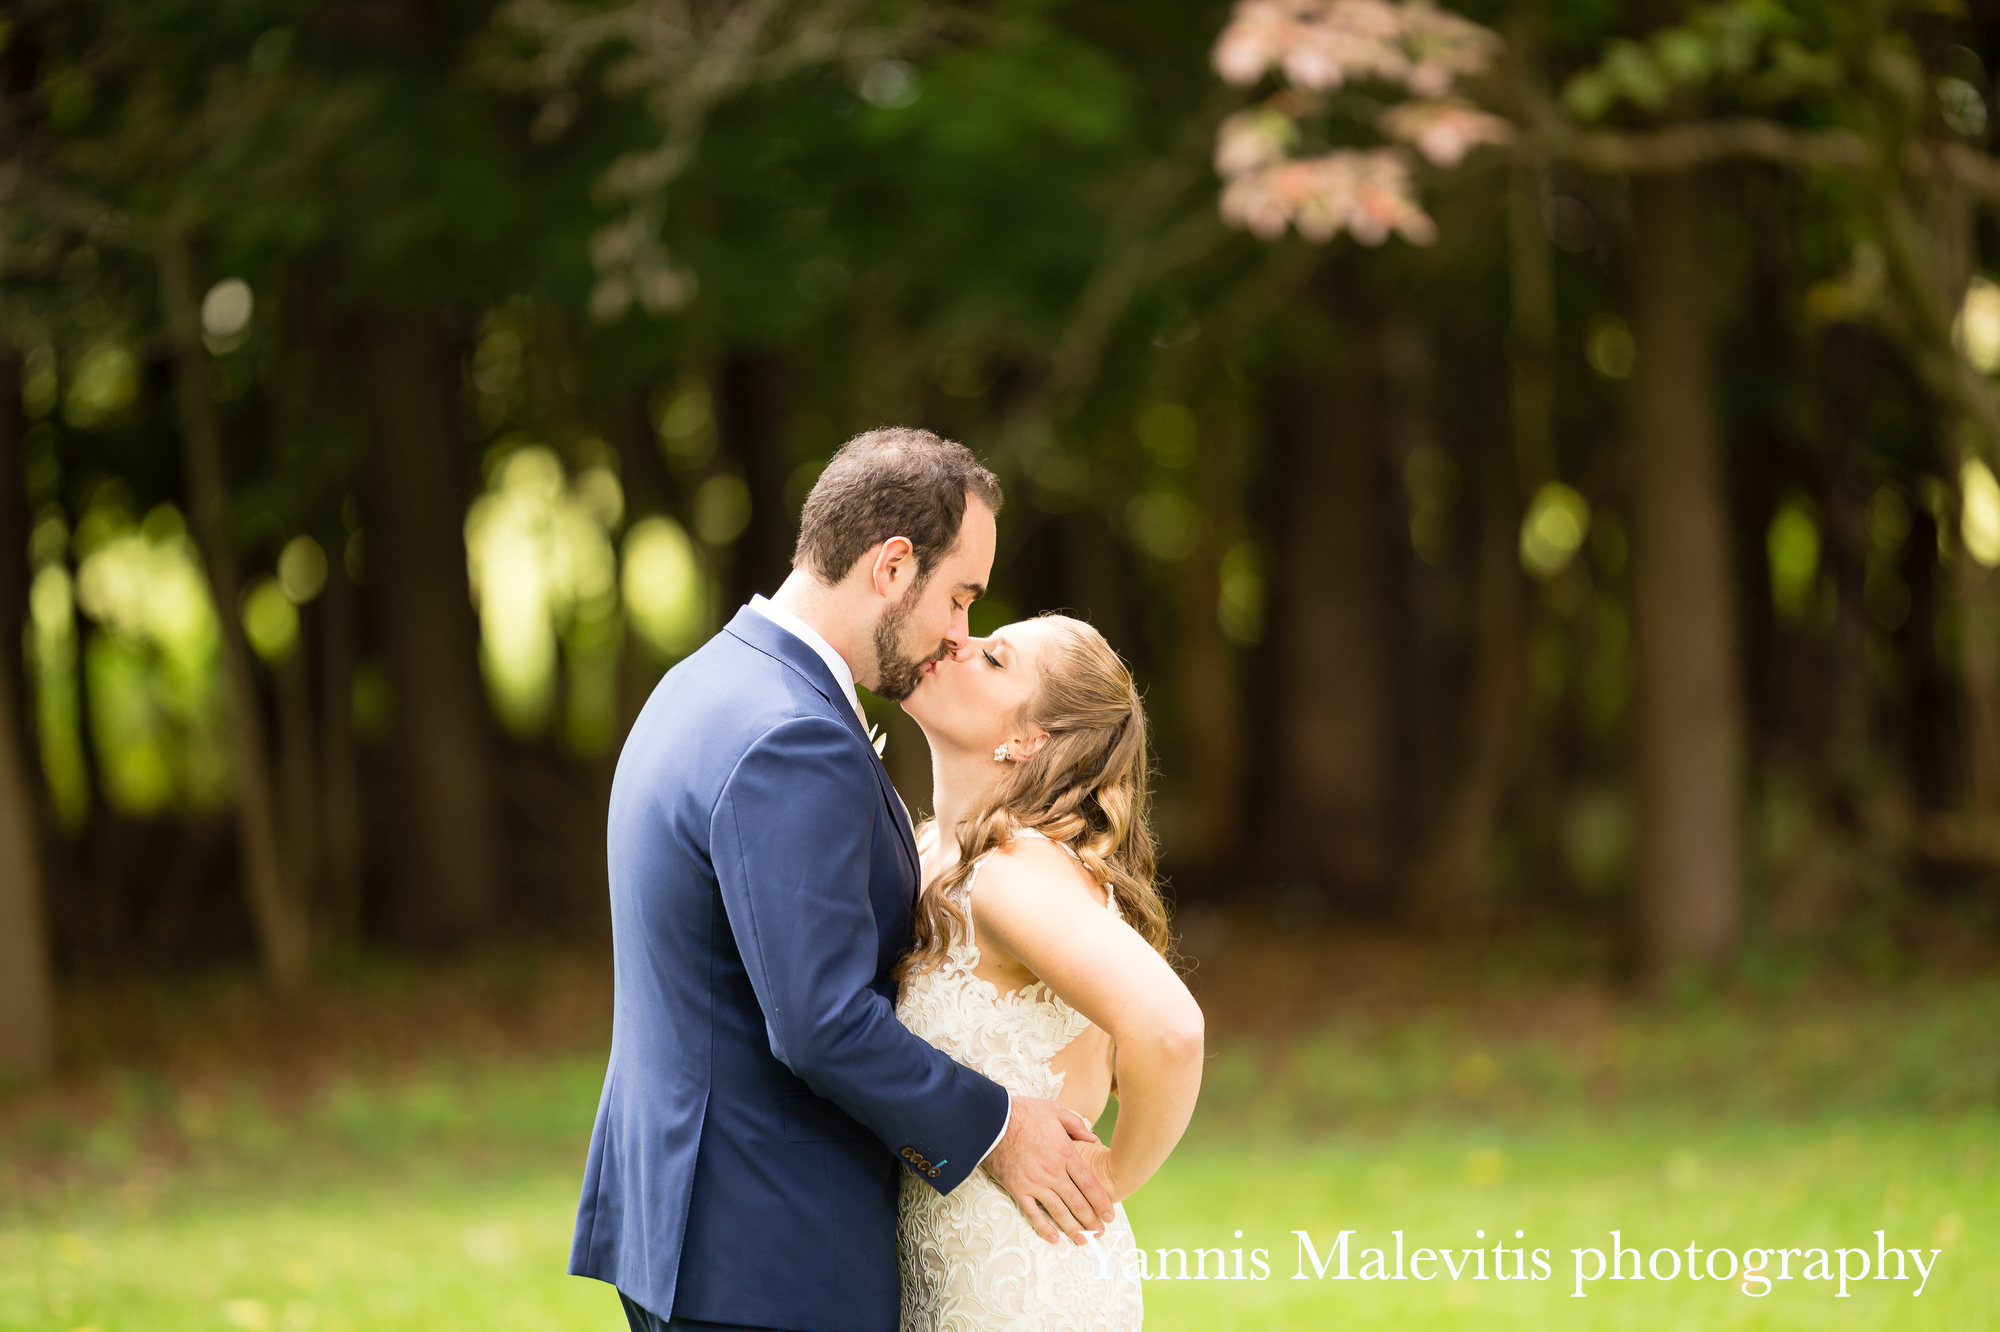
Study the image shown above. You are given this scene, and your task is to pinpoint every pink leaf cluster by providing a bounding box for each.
[1210,0,1505,245]
[1379,98,1512,167]
[1219,148,1438,246]
[1213,107,1300,177]
[1212,0,1499,97]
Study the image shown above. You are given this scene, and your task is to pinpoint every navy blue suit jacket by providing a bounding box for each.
[570,607,1011,1331]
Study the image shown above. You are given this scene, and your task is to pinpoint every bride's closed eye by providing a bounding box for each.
[981,649,1002,669]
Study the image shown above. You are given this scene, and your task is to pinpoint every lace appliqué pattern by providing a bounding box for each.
[895,840,1143,1332]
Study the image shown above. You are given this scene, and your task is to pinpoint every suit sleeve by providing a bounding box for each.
[712,714,1010,1194]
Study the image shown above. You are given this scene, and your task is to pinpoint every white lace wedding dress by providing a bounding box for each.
[895,830,1145,1332]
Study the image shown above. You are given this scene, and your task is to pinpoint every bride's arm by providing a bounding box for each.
[969,839,1204,1202]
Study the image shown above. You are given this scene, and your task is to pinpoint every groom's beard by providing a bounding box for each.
[871,592,948,702]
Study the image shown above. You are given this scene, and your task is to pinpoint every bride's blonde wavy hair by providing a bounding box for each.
[896,613,1171,980]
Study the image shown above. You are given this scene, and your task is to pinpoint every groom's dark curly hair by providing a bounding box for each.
[794,427,1003,586]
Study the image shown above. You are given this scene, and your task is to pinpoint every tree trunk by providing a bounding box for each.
[1822,476,1872,793]
[0,645,53,1078]
[357,311,501,945]
[1174,394,1247,883]
[1063,510,1137,667]
[0,348,55,1078]
[1901,500,1951,811]
[0,352,26,725]
[275,632,320,936]
[607,393,675,530]
[159,230,313,989]
[1411,500,1530,916]
[319,553,366,942]
[1411,163,1552,918]
[605,393,676,742]
[714,352,793,605]
[1264,330,1401,904]
[1957,556,2000,820]
[1505,162,1558,491]
[1906,176,2000,823]
[1627,173,1740,980]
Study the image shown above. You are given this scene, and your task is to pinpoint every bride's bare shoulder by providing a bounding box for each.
[979,832,1108,908]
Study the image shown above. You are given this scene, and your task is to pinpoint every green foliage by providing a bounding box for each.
[1560,1,1845,122]
[7,0,2000,972]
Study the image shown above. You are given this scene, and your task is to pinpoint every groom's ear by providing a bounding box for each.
[869,536,917,599]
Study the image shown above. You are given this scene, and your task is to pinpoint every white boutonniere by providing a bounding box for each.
[869,723,888,758]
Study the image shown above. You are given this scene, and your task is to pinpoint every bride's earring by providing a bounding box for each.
[992,745,1010,762]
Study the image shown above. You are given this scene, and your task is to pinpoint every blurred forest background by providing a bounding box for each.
[5,5,2000,1329]
[6,0,2000,1091]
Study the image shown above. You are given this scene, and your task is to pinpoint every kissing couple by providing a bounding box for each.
[570,428,1205,1332]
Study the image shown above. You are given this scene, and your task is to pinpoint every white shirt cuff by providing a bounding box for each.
[975,1095,1013,1167]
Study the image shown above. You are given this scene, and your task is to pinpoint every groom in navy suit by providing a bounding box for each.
[571,429,1113,1332]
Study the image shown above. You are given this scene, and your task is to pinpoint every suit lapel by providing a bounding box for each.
[724,608,920,884]
[869,753,920,887]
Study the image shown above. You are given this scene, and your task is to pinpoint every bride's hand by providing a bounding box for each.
[1071,1140,1119,1206]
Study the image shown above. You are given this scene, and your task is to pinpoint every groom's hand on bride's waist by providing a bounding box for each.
[980,1095,1113,1246]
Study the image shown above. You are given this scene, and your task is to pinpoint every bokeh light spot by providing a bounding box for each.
[1585,314,1635,380]
[465,443,631,737]
[859,59,919,109]
[693,474,752,545]
[1136,402,1198,468]
[242,576,301,663]
[1519,482,1591,579]
[201,279,254,339]
[1767,498,1821,622]
[278,535,328,605]
[623,517,707,660]
[1957,276,2000,375]
[1961,458,2000,567]
[67,501,227,813]
[65,344,138,427]
[1127,491,1196,560]
[1218,542,1264,644]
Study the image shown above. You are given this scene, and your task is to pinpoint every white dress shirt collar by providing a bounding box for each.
[749,594,867,729]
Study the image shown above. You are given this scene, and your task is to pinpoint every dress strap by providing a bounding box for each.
[940,826,1123,938]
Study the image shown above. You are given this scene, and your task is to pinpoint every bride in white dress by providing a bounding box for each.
[894,613,1206,1332]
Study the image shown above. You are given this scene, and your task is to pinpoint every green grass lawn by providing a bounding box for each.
[0,1112,1991,1331]
[1131,1115,1994,1331]
[3,979,1996,1331]
[1,1166,620,1331]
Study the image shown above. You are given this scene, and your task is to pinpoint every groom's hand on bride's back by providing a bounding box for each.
[981,1095,1113,1245]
